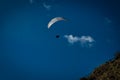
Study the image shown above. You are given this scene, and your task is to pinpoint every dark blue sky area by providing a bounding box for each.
[0,0,120,80]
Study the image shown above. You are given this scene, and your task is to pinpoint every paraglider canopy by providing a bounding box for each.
[47,17,66,29]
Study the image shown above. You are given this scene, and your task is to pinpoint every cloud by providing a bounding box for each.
[64,35,95,47]
[43,3,51,10]
[64,35,79,44]
[105,17,112,24]
[29,0,33,4]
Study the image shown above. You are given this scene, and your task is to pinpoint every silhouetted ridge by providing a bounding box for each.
[80,52,120,80]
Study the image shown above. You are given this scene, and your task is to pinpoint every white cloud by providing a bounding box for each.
[43,3,51,10]
[64,35,95,47]
[29,0,33,4]
[64,35,79,44]
[80,36,95,43]
[105,17,112,24]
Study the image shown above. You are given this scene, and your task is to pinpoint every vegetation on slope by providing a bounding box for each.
[80,52,120,80]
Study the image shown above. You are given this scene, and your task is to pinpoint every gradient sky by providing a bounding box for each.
[0,0,120,80]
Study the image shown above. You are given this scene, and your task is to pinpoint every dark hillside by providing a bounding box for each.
[80,52,120,80]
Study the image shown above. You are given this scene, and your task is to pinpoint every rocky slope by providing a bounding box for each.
[80,52,120,80]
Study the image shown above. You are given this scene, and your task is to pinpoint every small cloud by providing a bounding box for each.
[29,0,33,4]
[64,35,95,47]
[105,17,112,24]
[43,3,51,10]
[64,35,79,44]
[80,36,95,47]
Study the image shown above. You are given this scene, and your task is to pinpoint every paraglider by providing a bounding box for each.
[47,17,66,29]
[47,17,67,38]
[56,35,60,38]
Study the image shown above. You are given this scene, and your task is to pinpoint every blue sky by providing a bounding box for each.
[0,0,120,80]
